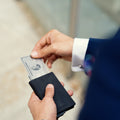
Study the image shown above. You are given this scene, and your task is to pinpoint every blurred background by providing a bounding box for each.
[0,0,119,119]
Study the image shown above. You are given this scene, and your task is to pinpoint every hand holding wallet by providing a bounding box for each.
[21,56,76,118]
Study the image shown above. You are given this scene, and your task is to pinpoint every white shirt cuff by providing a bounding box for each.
[72,38,89,72]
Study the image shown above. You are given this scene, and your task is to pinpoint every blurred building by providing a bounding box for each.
[24,0,119,38]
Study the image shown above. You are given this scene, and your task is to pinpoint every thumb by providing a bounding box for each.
[31,45,54,58]
[45,84,54,98]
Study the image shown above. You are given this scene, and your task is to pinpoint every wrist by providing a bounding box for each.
[67,38,74,58]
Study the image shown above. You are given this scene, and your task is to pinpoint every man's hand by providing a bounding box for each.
[28,84,56,120]
[31,30,74,68]
[28,83,73,120]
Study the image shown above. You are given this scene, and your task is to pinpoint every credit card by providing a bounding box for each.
[21,56,49,80]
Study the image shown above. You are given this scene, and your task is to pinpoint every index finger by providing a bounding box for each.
[32,32,51,51]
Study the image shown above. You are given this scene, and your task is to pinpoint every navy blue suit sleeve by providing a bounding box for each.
[86,38,108,57]
[87,28,120,57]
[78,29,120,120]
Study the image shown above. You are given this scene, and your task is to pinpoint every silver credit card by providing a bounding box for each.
[21,56,49,80]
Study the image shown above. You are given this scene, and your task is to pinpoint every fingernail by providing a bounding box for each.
[69,90,73,95]
[31,51,38,57]
[68,90,73,95]
[48,63,52,68]
[47,84,54,88]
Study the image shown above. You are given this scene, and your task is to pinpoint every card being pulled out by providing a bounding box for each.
[21,56,76,118]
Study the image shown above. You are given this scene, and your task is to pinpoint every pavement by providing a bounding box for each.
[0,0,83,119]
[0,0,39,119]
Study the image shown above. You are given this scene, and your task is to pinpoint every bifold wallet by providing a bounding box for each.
[29,72,76,118]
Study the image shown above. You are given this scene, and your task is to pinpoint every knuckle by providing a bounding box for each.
[44,97,53,102]
[51,44,56,52]
[50,29,58,33]
[49,29,60,37]
[39,41,43,47]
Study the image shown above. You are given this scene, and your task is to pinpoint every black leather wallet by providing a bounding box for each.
[29,72,76,118]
